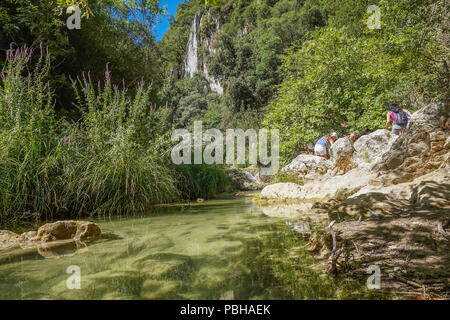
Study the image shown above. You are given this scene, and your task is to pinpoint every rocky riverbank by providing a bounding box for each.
[257,102,449,298]
[0,221,101,260]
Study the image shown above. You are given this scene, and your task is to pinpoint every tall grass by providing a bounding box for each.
[0,44,67,225]
[175,164,231,200]
[66,68,180,216]
[0,45,231,225]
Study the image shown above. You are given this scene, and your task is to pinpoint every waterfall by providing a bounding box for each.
[181,12,224,95]
[182,13,201,78]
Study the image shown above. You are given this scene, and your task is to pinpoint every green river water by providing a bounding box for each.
[0,197,379,300]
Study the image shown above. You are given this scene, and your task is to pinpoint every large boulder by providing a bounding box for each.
[410,180,450,207]
[333,166,450,219]
[298,168,377,201]
[260,183,303,199]
[33,221,101,242]
[352,129,398,167]
[330,137,356,173]
[281,154,331,180]
[227,168,264,191]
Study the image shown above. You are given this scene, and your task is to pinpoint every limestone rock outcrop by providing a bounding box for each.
[352,129,398,168]
[33,221,101,242]
[373,102,449,185]
[0,221,101,250]
[260,183,303,199]
[281,154,331,181]
[330,137,356,174]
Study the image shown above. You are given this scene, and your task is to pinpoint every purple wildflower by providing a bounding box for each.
[105,63,110,81]
[129,124,135,129]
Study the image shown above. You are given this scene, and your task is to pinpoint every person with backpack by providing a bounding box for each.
[385,102,412,136]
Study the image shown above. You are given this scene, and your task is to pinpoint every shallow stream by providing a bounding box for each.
[0,197,373,300]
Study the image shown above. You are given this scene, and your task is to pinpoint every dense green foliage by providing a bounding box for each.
[0,45,229,225]
[0,0,164,116]
[159,0,328,129]
[175,164,230,200]
[160,0,448,163]
[0,45,66,224]
[263,0,449,162]
[0,0,448,222]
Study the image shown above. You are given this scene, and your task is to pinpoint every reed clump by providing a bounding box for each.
[0,45,229,225]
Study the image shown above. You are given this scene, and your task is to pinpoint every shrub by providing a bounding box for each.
[66,67,180,216]
[174,164,230,200]
[0,44,67,224]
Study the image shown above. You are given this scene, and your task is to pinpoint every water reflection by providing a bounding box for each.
[0,197,331,299]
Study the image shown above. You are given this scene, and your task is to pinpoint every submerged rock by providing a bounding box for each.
[34,221,101,242]
[0,221,101,250]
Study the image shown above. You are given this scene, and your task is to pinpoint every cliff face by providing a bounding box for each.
[180,11,224,95]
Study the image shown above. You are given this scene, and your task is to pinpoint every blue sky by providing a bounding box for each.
[154,0,187,41]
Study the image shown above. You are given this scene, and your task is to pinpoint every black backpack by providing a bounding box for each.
[392,107,409,126]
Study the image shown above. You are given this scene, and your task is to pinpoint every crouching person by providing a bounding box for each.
[314,133,338,159]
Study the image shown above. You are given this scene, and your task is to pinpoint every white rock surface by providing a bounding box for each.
[260,183,303,199]
[259,203,313,219]
[244,171,261,184]
[297,168,376,200]
[350,166,450,202]
[281,155,331,180]
[331,138,354,165]
[352,129,398,166]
